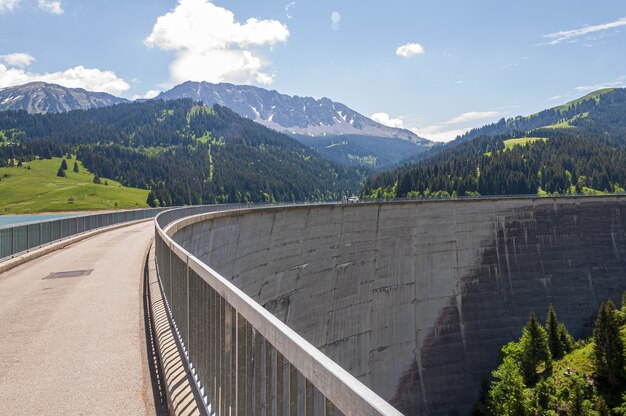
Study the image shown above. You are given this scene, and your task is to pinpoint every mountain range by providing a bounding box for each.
[0,81,433,168]
[0,82,127,113]
[0,99,363,205]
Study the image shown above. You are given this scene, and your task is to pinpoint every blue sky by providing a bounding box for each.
[0,0,625,141]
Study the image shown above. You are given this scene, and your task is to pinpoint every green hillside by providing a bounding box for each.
[0,157,148,214]
[364,88,626,199]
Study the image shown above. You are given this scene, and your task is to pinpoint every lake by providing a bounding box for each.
[0,214,82,227]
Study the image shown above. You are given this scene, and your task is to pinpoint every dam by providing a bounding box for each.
[163,196,626,415]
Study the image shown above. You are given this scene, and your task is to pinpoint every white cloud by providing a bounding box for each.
[544,17,626,45]
[411,126,470,142]
[549,95,563,101]
[371,112,404,128]
[132,89,160,100]
[444,111,500,125]
[574,76,626,92]
[396,42,425,57]
[37,0,62,14]
[413,110,502,142]
[0,52,35,68]
[0,0,19,13]
[0,64,130,95]
[330,11,341,31]
[145,0,289,86]
[284,1,295,19]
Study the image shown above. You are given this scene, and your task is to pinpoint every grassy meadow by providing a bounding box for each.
[0,157,149,214]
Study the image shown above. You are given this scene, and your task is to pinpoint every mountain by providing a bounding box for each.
[157,81,433,168]
[398,88,621,167]
[0,82,128,113]
[0,99,363,205]
[363,88,626,198]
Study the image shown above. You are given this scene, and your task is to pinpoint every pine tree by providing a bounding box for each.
[60,158,68,170]
[73,161,79,173]
[520,313,552,385]
[488,357,529,416]
[56,166,66,177]
[546,305,564,360]
[93,174,101,184]
[593,300,625,386]
[557,322,574,354]
[146,191,157,207]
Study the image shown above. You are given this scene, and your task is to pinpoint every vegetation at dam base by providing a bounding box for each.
[474,297,626,416]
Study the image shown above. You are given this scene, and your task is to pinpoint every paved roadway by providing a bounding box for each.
[0,221,156,415]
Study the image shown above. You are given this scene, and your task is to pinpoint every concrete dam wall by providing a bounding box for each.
[172,197,626,415]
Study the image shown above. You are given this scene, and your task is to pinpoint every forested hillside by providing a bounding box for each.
[363,88,626,198]
[0,99,363,206]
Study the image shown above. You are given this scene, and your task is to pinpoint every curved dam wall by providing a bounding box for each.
[172,197,626,415]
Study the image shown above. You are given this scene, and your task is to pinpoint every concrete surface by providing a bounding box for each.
[172,196,626,416]
[0,221,156,415]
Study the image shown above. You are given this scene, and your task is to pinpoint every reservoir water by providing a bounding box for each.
[0,213,82,227]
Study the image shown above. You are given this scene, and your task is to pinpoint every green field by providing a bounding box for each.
[503,137,548,150]
[0,157,149,214]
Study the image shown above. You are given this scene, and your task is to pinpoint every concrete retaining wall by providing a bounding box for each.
[172,197,626,415]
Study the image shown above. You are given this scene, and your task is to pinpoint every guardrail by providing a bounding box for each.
[154,204,402,416]
[0,208,165,262]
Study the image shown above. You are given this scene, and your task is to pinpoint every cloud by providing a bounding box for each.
[0,63,130,95]
[0,0,19,13]
[284,1,295,19]
[543,17,626,45]
[132,89,160,100]
[574,76,626,92]
[330,11,341,31]
[371,112,404,128]
[145,0,289,86]
[37,0,62,14]
[0,52,35,68]
[413,110,502,142]
[444,111,500,125]
[549,95,563,101]
[396,42,425,57]
[411,126,470,142]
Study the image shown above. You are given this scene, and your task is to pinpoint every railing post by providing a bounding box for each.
[186,255,190,352]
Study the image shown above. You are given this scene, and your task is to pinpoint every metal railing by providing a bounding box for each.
[154,205,402,416]
[0,208,165,262]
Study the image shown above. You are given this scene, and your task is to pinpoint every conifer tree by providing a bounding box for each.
[488,357,529,416]
[593,300,625,386]
[56,166,66,177]
[546,305,564,359]
[73,161,79,173]
[60,158,68,170]
[146,191,157,208]
[520,312,552,384]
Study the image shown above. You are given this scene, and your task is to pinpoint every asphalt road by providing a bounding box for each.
[0,221,156,415]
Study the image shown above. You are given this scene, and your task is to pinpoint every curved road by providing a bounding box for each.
[0,221,156,415]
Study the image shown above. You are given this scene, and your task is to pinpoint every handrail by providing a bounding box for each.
[0,207,166,262]
[154,204,403,416]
